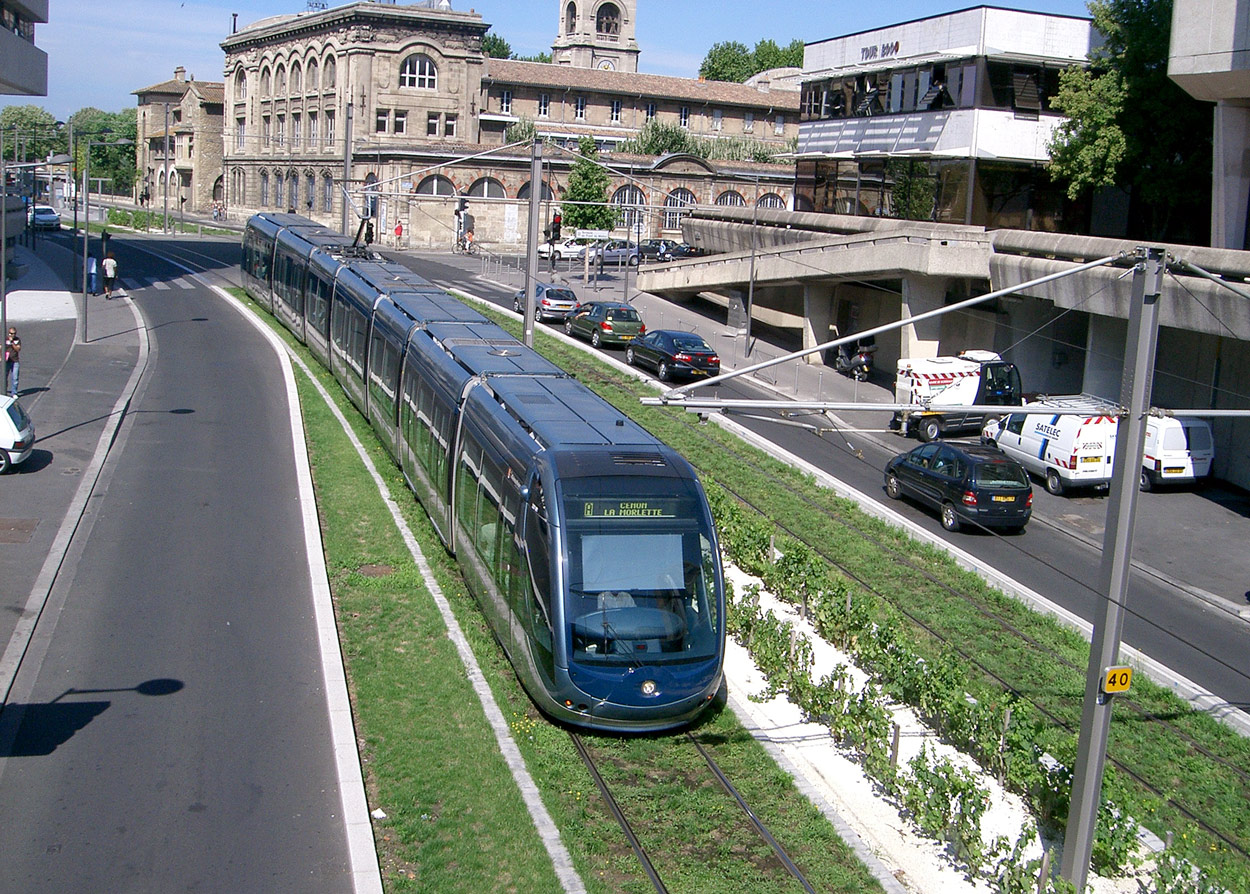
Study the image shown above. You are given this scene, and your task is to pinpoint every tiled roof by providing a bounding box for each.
[484,59,799,112]
[133,78,225,101]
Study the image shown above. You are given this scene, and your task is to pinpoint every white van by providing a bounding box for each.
[981,394,1118,495]
[1141,416,1214,491]
[0,395,35,473]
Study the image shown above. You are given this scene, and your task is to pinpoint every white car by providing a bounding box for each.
[0,395,35,473]
[28,204,61,230]
[536,238,582,261]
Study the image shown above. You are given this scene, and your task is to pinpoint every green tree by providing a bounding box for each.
[699,41,754,82]
[1,105,63,164]
[886,159,937,221]
[1046,0,1211,241]
[481,32,512,59]
[562,136,617,232]
[618,120,699,156]
[505,116,539,145]
[69,107,138,196]
[513,51,552,64]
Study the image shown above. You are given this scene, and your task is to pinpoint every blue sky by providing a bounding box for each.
[9,0,1094,120]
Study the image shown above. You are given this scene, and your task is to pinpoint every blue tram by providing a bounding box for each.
[242,212,726,732]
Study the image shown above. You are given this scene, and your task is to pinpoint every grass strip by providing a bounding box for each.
[228,288,889,893]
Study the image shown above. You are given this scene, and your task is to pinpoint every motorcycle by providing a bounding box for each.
[835,341,876,381]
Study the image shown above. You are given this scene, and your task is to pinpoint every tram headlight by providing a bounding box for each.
[640,680,658,697]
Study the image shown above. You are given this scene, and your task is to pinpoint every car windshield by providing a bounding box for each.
[607,308,640,323]
[546,288,576,303]
[6,400,31,431]
[673,337,709,352]
[975,461,1028,487]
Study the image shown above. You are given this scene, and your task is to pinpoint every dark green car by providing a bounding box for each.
[563,301,646,348]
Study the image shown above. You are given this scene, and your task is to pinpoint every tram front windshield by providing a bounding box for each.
[561,476,721,666]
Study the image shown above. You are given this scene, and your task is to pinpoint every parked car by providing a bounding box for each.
[537,238,583,261]
[0,395,35,473]
[659,242,706,261]
[638,239,676,261]
[564,301,645,347]
[28,204,61,230]
[884,441,1032,533]
[513,282,580,322]
[586,239,640,266]
[626,330,720,381]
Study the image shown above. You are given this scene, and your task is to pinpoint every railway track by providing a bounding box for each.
[570,731,818,894]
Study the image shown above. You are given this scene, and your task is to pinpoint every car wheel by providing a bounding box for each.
[940,503,961,532]
[1139,469,1153,492]
[1045,469,1065,496]
[626,347,636,366]
[534,308,544,323]
[919,417,942,443]
[628,255,639,266]
[591,329,602,348]
[885,473,902,499]
[513,299,522,314]
[553,252,562,262]
[564,319,574,336]
[657,361,670,382]
[0,450,10,474]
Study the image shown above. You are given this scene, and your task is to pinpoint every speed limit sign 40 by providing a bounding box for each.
[1102,666,1133,695]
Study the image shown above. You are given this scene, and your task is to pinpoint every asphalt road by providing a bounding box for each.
[0,237,352,891]
[401,250,1250,717]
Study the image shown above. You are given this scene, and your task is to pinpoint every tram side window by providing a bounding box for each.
[456,440,481,549]
[368,335,399,420]
[415,382,435,473]
[285,256,305,315]
[475,453,504,567]
[523,482,554,667]
[307,272,331,337]
[502,488,525,612]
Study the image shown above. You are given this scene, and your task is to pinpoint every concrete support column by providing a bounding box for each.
[899,275,947,359]
[1083,314,1127,399]
[1211,100,1250,250]
[802,283,835,364]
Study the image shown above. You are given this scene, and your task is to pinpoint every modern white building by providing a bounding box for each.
[1169,0,1250,249]
[0,0,47,97]
[795,6,1097,231]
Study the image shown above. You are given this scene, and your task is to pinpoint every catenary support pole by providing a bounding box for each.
[1060,247,1164,892]
[522,139,542,348]
[341,103,353,235]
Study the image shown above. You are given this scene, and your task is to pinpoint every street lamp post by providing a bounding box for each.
[80,136,132,343]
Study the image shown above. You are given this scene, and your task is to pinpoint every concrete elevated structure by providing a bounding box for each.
[637,207,1250,489]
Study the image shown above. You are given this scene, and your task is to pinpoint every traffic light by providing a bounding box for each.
[457,197,467,213]
[551,213,561,241]
[365,222,375,244]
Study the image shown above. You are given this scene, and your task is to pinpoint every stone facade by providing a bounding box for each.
[216,0,799,241]
[134,67,225,215]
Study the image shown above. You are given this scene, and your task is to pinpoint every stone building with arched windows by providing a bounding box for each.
[133,67,225,216]
[215,0,799,247]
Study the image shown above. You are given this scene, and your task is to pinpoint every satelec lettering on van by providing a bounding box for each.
[1036,423,1062,439]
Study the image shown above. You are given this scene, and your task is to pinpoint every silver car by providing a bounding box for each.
[513,282,580,322]
[28,205,61,230]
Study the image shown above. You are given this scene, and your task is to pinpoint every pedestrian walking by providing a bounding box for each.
[5,327,20,398]
[103,253,118,299]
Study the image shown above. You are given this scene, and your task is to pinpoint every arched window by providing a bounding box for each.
[288,172,299,210]
[415,174,457,195]
[234,69,247,101]
[260,67,271,96]
[275,64,287,95]
[307,59,319,92]
[467,177,506,198]
[305,173,315,211]
[715,190,746,207]
[290,62,302,94]
[400,54,437,90]
[324,56,336,89]
[275,171,284,208]
[564,1,577,33]
[612,184,646,231]
[756,193,786,210]
[596,2,621,36]
[260,171,270,207]
[322,173,334,212]
[517,180,555,200]
[663,188,697,229]
[213,175,224,203]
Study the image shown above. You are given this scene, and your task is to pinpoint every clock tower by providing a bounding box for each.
[551,1,640,72]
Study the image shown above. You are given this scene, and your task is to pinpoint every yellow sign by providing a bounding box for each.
[1102,666,1133,694]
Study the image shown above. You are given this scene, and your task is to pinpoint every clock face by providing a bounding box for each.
[597,59,615,71]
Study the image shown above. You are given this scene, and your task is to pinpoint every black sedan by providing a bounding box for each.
[626,330,720,381]
[884,442,1032,533]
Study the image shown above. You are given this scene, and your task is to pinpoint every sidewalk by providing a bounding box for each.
[0,238,145,698]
